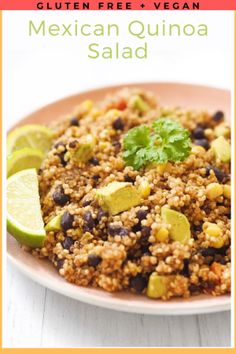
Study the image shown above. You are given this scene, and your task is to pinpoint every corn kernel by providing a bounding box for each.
[223,185,231,199]
[155,227,169,242]
[156,163,171,175]
[81,99,93,113]
[147,273,167,299]
[206,183,223,200]
[211,236,224,249]
[99,142,110,150]
[204,128,214,140]
[105,109,121,120]
[202,222,209,231]
[191,145,205,155]
[91,108,102,120]
[138,179,151,198]
[205,223,222,237]
[72,100,93,118]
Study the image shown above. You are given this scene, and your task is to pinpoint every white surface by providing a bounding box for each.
[6,261,231,348]
[3,11,234,347]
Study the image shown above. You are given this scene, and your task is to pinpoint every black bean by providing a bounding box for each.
[88,253,102,267]
[61,212,74,231]
[130,274,147,293]
[214,254,223,263]
[92,175,100,181]
[189,284,201,294]
[194,139,210,150]
[70,117,79,126]
[62,236,74,250]
[192,223,202,233]
[141,244,150,253]
[181,259,190,277]
[83,211,95,231]
[192,126,205,139]
[56,259,65,271]
[53,186,70,206]
[202,281,215,290]
[205,165,226,183]
[132,223,141,233]
[124,175,135,183]
[97,210,108,222]
[108,224,120,235]
[141,226,151,238]
[203,256,214,265]
[69,140,78,149]
[212,111,224,122]
[58,152,67,167]
[137,209,148,222]
[140,227,151,247]
[127,249,141,260]
[112,117,125,130]
[224,174,230,183]
[89,157,99,166]
[119,228,129,236]
[199,245,229,257]
[216,245,229,255]
[220,259,227,265]
[112,140,121,152]
[82,200,92,207]
[199,247,216,257]
[54,142,67,166]
[108,224,129,236]
[54,141,65,149]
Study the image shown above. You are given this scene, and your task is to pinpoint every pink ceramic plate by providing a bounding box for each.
[7,83,231,315]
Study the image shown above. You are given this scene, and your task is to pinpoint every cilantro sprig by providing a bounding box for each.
[123,118,191,170]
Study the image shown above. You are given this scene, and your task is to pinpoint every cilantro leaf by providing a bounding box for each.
[123,118,191,170]
[123,125,151,170]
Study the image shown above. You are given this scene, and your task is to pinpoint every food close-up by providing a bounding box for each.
[7,88,231,301]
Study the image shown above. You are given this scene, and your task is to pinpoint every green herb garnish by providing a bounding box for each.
[123,118,191,170]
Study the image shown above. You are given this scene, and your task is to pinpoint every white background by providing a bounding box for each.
[3,10,234,347]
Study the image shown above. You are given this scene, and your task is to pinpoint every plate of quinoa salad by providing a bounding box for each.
[7,83,231,315]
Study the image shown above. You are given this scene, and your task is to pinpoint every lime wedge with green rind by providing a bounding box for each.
[7,147,44,178]
[7,168,46,248]
[161,207,191,244]
[7,124,53,156]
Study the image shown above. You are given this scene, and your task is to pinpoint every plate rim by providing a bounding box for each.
[11,81,231,129]
[8,252,231,315]
[7,82,231,316]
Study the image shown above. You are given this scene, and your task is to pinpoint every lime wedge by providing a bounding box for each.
[7,148,44,178]
[7,124,53,156]
[161,207,191,244]
[7,168,46,248]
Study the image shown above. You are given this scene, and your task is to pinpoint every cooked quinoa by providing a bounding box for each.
[34,88,231,300]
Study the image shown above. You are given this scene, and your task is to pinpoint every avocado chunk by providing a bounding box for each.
[214,124,230,138]
[67,135,95,163]
[161,207,191,244]
[96,182,141,215]
[211,136,231,162]
[147,273,173,299]
[131,95,149,112]
[45,214,62,232]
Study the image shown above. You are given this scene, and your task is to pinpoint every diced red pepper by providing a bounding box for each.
[116,99,127,111]
[211,262,222,277]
